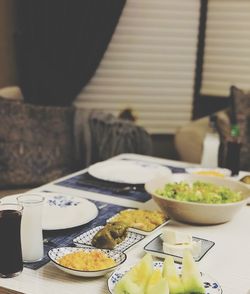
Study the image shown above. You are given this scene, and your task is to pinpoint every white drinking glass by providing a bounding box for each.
[17,194,44,263]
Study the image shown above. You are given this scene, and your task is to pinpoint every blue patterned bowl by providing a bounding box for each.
[48,246,127,277]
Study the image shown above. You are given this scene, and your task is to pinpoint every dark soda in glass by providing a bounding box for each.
[0,205,23,278]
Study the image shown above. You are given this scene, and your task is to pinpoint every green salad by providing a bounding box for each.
[156,181,243,204]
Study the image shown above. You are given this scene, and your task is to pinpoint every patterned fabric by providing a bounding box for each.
[0,97,75,188]
[230,86,250,171]
[74,109,153,168]
[89,111,153,164]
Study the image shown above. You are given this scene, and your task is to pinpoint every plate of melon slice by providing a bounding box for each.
[108,250,222,294]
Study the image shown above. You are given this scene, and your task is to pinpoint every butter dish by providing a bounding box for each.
[144,232,215,263]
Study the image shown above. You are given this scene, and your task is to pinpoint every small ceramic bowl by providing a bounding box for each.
[186,167,231,177]
[145,174,250,225]
[48,246,127,277]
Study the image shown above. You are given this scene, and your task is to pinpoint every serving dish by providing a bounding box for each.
[88,159,171,184]
[145,173,250,225]
[48,246,126,277]
[144,233,215,262]
[108,260,222,293]
[73,226,145,252]
[107,209,169,235]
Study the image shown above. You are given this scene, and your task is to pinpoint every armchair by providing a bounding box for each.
[0,86,152,197]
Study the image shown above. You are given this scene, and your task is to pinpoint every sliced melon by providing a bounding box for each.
[128,253,153,289]
[114,254,153,294]
[181,250,205,294]
[146,269,169,294]
[114,275,144,294]
[162,256,184,294]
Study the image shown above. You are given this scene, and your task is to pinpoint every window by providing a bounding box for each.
[201,0,250,97]
[75,0,200,134]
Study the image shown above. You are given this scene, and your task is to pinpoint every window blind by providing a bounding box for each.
[201,0,250,97]
[75,0,200,134]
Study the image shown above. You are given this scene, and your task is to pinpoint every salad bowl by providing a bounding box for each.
[145,174,250,225]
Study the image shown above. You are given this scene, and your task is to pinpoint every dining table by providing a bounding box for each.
[0,153,250,294]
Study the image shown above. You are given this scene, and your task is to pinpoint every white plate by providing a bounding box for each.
[73,226,145,252]
[108,260,222,294]
[48,246,127,277]
[1,192,98,230]
[88,160,172,184]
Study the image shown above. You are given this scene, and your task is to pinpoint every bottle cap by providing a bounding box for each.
[231,124,240,137]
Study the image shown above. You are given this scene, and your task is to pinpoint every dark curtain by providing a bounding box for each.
[15,0,126,106]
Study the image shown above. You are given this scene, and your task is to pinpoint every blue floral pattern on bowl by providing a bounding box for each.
[47,195,80,208]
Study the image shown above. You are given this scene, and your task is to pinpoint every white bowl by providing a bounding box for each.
[48,246,127,277]
[145,174,250,225]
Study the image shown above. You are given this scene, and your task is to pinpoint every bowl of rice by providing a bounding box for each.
[48,246,127,277]
[145,173,250,225]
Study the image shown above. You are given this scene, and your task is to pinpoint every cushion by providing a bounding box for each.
[174,116,210,163]
[0,86,23,101]
[0,97,75,188]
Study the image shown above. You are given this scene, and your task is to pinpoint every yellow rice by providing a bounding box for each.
[57,250,116,271]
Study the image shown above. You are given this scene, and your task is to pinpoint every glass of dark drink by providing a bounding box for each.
[0,203,23,278]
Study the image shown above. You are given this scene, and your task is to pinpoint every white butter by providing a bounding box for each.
[163,240,202,258]
[161,229,192,245]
